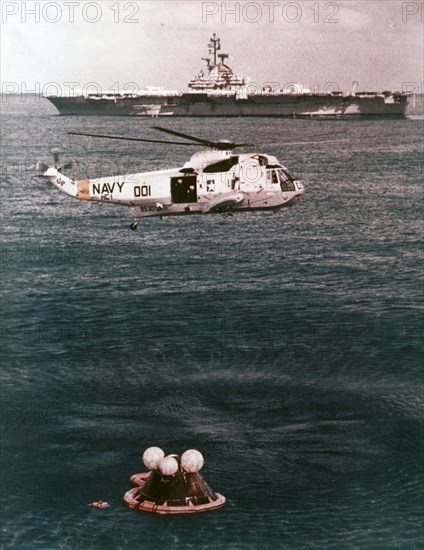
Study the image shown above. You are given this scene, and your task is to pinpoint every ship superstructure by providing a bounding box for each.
[188,33,246,91]
[46,34,409,117]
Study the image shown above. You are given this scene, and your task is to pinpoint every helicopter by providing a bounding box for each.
[36,126,305,230]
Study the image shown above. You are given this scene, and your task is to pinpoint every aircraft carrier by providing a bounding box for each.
[46,34,409,117]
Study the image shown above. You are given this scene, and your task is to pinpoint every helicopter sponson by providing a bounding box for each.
[36,128,304,230]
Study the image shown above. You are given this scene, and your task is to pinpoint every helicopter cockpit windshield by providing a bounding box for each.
[266,168,296,191]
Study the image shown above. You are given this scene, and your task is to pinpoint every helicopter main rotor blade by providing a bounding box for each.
[274,138,353,146]
[153,126,250,150]
[152,126,215,146]
[68,131,202,146]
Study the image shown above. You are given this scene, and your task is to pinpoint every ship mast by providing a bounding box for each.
[208,33,220,66]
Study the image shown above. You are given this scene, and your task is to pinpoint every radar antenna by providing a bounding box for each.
[218,53,229,65]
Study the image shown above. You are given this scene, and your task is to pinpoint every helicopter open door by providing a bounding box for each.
[170,175,198,203]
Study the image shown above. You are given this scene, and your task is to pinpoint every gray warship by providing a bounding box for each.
[46,34,408,117]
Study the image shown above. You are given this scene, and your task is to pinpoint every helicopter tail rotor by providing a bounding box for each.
[46,148,75,171]
[35,148,75,178]
[51,147,61,167]
[34,161,50,177]
[63,160,75,170]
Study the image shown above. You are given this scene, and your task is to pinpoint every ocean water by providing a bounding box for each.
[1,95,423,549]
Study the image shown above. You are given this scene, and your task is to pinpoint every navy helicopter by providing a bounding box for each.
[36,126,305,230]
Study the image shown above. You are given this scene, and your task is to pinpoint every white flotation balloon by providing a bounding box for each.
[159,456,179,476]
[143,447,165,470]
[181,449,204,473]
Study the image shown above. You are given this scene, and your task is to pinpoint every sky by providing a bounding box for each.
[1,0,423,95]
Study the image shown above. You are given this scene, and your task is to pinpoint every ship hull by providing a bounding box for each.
[47,95,166,116]
[47,93,408,117]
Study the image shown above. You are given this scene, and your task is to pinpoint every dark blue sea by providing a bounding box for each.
[1,95,423,549]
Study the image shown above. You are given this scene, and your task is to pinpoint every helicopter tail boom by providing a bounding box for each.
[38,167,88,200]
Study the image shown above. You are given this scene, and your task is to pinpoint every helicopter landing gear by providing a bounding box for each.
[130,221,139,231]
